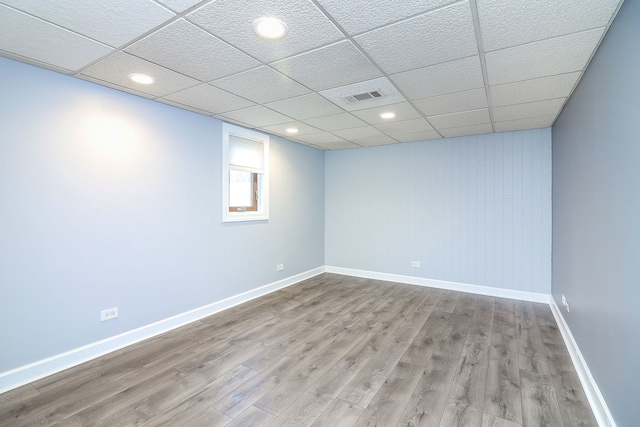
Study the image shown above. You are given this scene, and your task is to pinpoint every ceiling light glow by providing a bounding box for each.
[285,127,299,134]
[379,112,396,119]
[253,17,289,39]
[128,73,155,85]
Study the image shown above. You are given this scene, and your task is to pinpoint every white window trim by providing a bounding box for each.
[222,123,269,222]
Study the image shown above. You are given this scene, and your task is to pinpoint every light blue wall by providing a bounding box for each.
[0,57,325,372]
[552,0,639,424]
[325,129,552,293]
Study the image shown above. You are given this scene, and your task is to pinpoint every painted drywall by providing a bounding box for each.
[552,0,639,424]
[325,129,551,294]
[0,57,325,373]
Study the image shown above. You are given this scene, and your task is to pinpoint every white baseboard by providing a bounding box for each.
[0,267,324,395]
[325,266,550,303]
[550,298,617,427]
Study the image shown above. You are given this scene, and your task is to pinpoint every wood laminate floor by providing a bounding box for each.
[0,273,597,426]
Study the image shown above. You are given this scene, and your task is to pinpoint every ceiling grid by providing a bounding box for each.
[0,0,624,150]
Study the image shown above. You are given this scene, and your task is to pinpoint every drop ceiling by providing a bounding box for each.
[0,0,623,150]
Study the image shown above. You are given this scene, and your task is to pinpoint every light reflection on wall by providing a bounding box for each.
[80,106,146,166]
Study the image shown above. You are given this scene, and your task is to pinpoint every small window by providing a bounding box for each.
[222,124,269,222]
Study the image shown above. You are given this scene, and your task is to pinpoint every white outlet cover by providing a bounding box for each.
[101,307,119,321]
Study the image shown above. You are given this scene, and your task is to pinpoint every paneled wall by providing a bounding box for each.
[325,129,551,293]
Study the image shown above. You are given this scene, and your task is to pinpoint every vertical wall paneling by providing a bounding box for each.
[325,129,552,293]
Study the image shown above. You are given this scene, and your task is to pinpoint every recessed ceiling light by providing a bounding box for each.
[128,73,155,85]
[253,17,288,39]
[379,112,396,119]
[285,127,299,134]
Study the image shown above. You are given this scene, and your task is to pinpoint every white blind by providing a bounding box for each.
[229,134,264,170]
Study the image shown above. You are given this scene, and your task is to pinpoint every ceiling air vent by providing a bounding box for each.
[341,90,385,104]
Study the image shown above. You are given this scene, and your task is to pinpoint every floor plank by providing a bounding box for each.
[141,365,256,426]
[3,377,125,426]
[337,294,433,408]
[395,354,460,427]
[481,412,521,427]
[515,301,550,376]
[484,321,522,424]
[352,360,424,427]
[226,405,276,427]
[58,369,187,426]
[438,299,493,427]
[396,309,475,427]
[268,365,354,427]
[311,398,364,427]
[542,343,598,427]
[519,369,564,427]
[436,290,463,313]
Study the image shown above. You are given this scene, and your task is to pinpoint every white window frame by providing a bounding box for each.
[222,123,269,222]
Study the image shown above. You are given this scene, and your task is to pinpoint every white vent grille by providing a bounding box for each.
[341,90,384,104]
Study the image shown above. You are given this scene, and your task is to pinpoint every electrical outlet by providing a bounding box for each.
[101,307,118,321]
[561,295,570,313]
[411,261,421,268]
[277,264,284,272]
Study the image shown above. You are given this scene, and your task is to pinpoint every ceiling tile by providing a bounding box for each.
[162,83,255,114]
[375,118,435,135]
[490,72,581,107]
[270,40,381,91]
[213,114,252,128]
[0,5,113,72]
[319,77,407,111]
[126,19,260,82]
[316,0,457,35]
[413,88,487,116]
[494,116,556,133]
[264,93,344,120]
[315,141,362,150]
[304,112,368,131]
[391,56,485,100]
[485,28,605,86]
[155,0,201,13]
[428,108,491,130]
[220,105,292,127]
[260,121,321,137]
[186,0,343,63]
[211,66,310,104]
[332,126,385,140]
[156,98,214,115]
[393,130,442,143]
[351,102,422,125]
[354,2,477,74]
[440,123,493,138]
[352,136,398,147]
[77,75,156,99]
[1,0,174,48]
[478,0,621,51]
[0,51,74,75]
[290,140,325,149]
[492,98,566,122]
[294,132,347,144]
[79,52,200,97]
